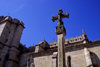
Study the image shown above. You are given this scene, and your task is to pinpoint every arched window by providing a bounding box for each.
[90,52,99,67]
[67,56,71,67]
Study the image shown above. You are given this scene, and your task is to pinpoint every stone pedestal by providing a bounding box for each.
[57,34,65,67]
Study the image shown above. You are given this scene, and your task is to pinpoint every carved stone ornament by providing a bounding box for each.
[56,24,66,36]
[51,9,69,36]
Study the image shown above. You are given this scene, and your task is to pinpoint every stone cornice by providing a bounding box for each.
[28,40,100,57]
[0,16,25,28]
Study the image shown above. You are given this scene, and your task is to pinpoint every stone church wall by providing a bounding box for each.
[88,44,100,66]
[19,53,53,67]
[0,43,4,54]
[65,43,100,67]
[28,43,100,67]
[19,53,28,67]
[65,48,87,67]
[33,54,52,67]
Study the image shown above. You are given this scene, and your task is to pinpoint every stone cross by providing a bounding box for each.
[52,9,69,25]
[52,9,69,67]
[52,9,69,36]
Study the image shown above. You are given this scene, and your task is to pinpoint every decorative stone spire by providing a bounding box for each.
[81,29,89,44]
[82,29,86,35]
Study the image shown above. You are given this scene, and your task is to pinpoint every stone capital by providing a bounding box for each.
[56,25,66,36]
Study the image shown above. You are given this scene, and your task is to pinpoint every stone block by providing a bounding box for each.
[0,46,9,67]
[34,55,52,67]
[5,61,18,67]
[35,45,44,53]
[11,25,24,48]
[12,18,19,24]
[6,23,16,46]
[8,47,19,61]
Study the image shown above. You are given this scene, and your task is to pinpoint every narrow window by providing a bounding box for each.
[67,56,71,67]
[90,52,98,67]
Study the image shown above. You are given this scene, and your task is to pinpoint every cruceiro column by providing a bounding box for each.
[52,9,69,67]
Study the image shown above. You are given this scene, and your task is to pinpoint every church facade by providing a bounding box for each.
[0,16,100,67]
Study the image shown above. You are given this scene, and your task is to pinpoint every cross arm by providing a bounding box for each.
[62,12,69,18]
[51,16,58,22]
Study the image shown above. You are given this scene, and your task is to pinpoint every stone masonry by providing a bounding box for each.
[0,15,100,67]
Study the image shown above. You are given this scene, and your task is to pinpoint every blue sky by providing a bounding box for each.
[0,0,100,47]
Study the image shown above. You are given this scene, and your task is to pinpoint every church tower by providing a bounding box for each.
[0,16,24,67]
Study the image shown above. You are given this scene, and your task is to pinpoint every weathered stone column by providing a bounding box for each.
[52,9,69,67]
[57,33,66,67]
[84,47,93,67]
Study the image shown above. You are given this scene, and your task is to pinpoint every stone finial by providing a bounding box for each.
[81,29,89,43]
[82,29,86,35]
